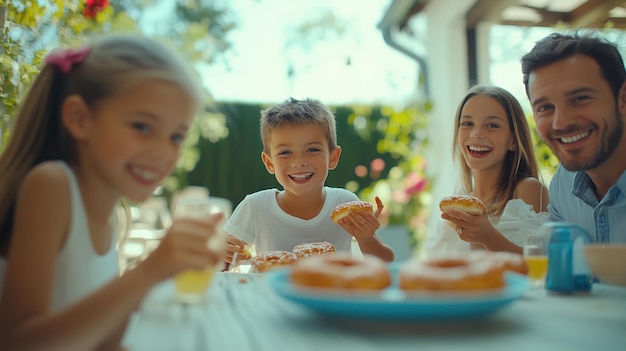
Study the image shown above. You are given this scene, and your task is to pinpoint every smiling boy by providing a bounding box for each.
[223,98,394,263]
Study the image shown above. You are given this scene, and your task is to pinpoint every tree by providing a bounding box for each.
[1,0,236,193]
[1,0,130,146]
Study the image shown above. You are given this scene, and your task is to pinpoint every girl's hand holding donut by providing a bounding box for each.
[439,195,494,244]
[141,213,225,282]
[331,197,383,240]
[439,196,522,253]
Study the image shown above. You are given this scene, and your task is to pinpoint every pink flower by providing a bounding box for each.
[404,172,426,195]
[405,178,426,195]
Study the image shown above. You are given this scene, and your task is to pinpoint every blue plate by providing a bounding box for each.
[266,265,529,320]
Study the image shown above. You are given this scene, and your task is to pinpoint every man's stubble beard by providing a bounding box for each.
[557,105,624,172]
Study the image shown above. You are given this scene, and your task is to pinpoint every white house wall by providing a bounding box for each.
[476,22,492,85]
[418,0,486,251]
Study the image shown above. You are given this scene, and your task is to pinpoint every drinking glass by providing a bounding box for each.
[523,238,549,290]
[172,197,226,304]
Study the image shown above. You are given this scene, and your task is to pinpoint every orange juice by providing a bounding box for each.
[525,255,548,281]
[174,268,214,300]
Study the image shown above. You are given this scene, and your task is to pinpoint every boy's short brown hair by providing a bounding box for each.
[260,97,338,153]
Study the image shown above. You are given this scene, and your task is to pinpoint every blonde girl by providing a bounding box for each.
[0,35,224,350]
[425,85,550,254]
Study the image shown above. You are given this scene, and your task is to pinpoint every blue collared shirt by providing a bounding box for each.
[549,165,626,243]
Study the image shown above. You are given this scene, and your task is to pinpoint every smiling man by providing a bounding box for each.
[521,32,626,244]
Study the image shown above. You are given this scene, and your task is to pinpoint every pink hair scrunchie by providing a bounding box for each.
[44,46,91,74]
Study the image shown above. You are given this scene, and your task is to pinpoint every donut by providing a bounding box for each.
[290,252,391,290]
[439,195,486,216]
[398,255,505,292]
[250,250,297,273]
[331,200,374,223]
[470,251,528,275]
[292,241,336,259]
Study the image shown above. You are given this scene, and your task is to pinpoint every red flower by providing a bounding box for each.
[83,0,109,19]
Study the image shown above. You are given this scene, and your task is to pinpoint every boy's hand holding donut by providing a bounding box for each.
[331,197,383,240]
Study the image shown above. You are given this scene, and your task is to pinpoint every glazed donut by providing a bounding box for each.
[439,195,486,216]
[331,201,374,223]
[398,255,505,292]
[250,250,297,273]
[470,251,528,275]
[290,252,392,290]
[292,241,336,259]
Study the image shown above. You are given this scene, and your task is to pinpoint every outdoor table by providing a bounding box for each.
[123,271,626,351]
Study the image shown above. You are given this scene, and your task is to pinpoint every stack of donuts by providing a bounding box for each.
[397,251,527,292]
[290,252,392,290]
[250,251,298,273]
[289,250,527,293]
[250,241,337,273]
[292,241,336,259]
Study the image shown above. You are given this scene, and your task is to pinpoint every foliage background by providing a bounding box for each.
[0,1,560,252]
[182,102,421,202]
[0,0,235,173]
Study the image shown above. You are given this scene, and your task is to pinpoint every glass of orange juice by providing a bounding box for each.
[172,197,226,304]
[523,243,549,290]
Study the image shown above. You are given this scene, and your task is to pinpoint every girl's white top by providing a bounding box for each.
[0,161,119,310]
[51,161,119,311]
[424,198,549,254]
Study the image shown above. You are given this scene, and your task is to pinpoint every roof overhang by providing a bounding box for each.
[391,0,626,29]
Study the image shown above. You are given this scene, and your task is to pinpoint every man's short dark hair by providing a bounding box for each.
[521,32,626,99]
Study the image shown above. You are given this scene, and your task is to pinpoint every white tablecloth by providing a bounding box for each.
[123,272,626,351]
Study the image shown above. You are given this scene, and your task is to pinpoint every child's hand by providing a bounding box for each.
[373,196,384,218]
[225,234,251,264]
[141,213,225,281]
[337,197,384,240]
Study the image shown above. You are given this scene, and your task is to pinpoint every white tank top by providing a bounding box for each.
[51,162,119,311]
[0,162,119,310]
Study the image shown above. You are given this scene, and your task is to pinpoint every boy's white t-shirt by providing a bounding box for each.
[223,187,358,254]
